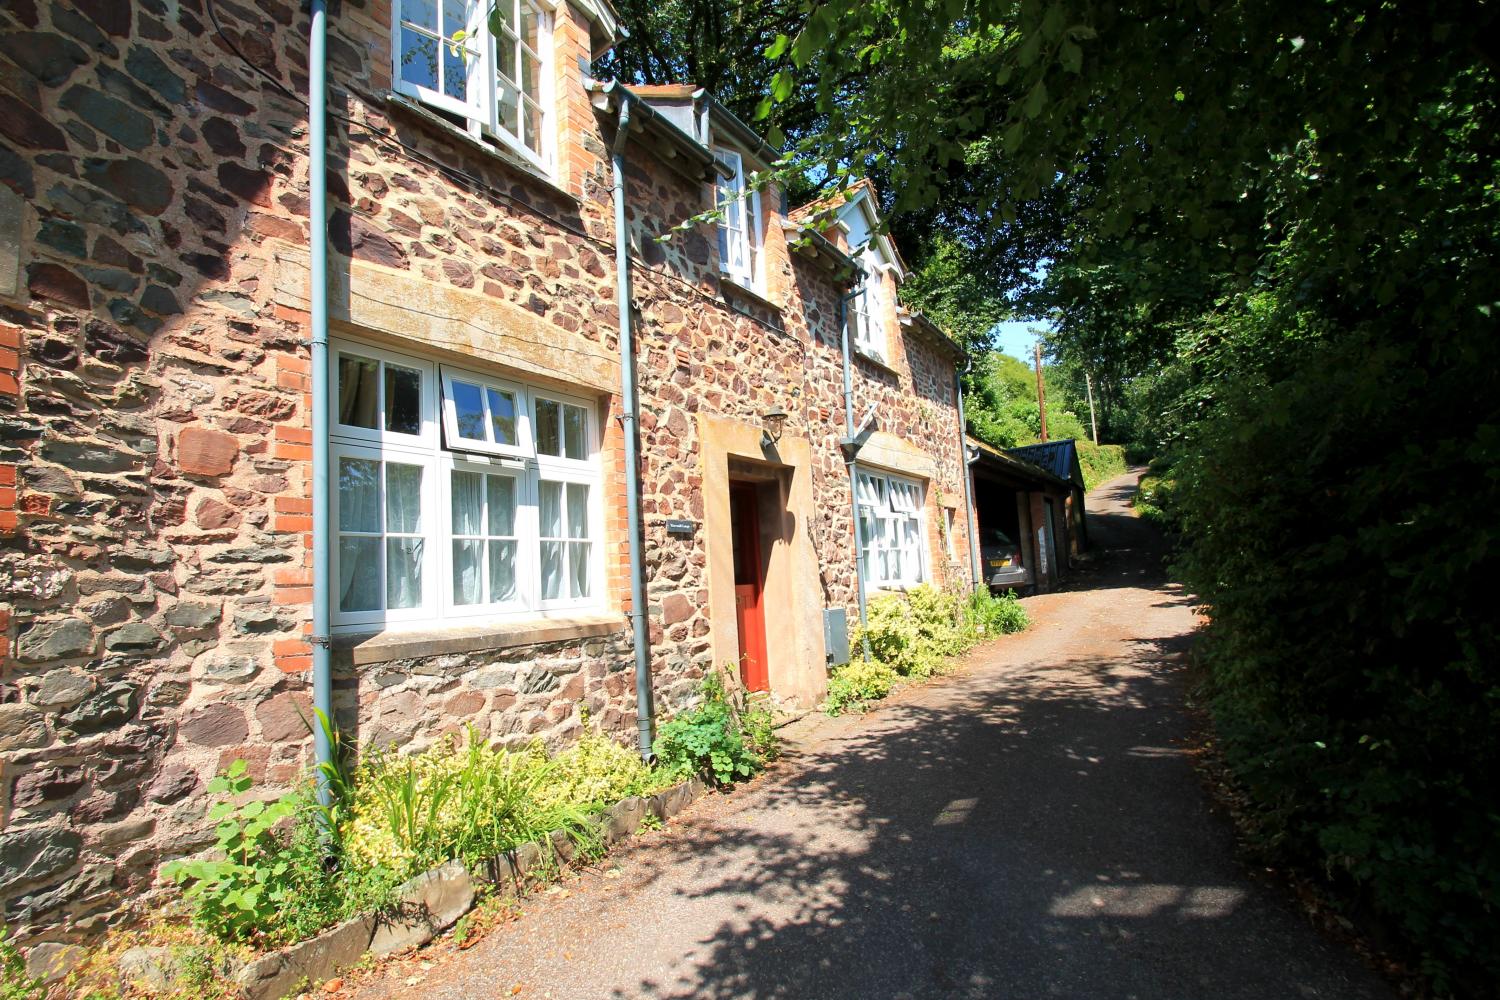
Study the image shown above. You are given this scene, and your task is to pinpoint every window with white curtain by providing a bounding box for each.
[856,470,927,589]
[391,0,552,167]
[713,148,762,292]
[330,339,600,631]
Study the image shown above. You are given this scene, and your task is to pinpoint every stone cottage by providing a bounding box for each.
[0,0,973,943]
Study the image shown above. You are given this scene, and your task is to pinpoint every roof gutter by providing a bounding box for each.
[586,78,716,183]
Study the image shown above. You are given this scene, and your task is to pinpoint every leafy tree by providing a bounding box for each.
[767,0,1500,990]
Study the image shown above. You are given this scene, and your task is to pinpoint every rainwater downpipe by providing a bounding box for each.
[838,285,871,660]
[956,360,982,592]
[610,99,656,759]
[307,0,334,802]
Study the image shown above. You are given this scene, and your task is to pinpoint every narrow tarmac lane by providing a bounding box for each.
[350,470,1392,1000]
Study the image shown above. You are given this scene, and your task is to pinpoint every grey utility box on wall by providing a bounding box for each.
[824,607,850,665]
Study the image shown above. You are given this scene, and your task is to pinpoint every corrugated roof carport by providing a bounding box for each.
[966,437,1075,593]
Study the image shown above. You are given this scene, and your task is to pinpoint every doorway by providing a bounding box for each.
[730,481,769,692]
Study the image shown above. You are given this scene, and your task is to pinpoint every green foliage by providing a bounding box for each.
[766,0,1499,988]
[964,588,1030,637]
[653,669,769,786]
[1076,442,1126,491]
[159,761,302,942]
[740,699,782,765]
[165,725,677,948]
[847,586,1028,700]
[0,927,43,1000]
[824,660,899,716]
[854,584,972,678]
[1133,470,1179,533]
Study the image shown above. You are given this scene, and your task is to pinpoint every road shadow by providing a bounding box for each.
[599,640,1389,1000]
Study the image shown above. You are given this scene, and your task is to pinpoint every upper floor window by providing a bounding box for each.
[330,340,601,632]
[856,470,927,589]
[393,0,552,168]
[714,148,763,292]
[849,254,887,362]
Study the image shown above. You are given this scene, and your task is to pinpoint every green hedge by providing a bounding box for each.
[1076,441,1127,491]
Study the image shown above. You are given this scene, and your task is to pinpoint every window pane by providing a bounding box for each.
[339,536,381,612]
[385,364,422,435]
[338,355,380,428]
[442,44,468,103]
[402,0,438,30]
[521,50,541,104]
[489,540,517,602]
[452,538,483,605]
[450,379,486,440]
[487,476,515,535]
[541,541,563,599]
[386,463,424,533]
[497,81,520,136]
[566,483,588,539]
[539,480,562,536]
[339,457,380,532]
[562,403,585,459]
[494,0,518,35]
[451,470,483,535]
[522,98,543,155]
[521,2,542,52]
[487,388,517,445]
[387,538,424,609]
[398,26,438,90]
[535,398,560,456]
[441,0,468,38]
[496,37,517,85]
[569,542,591,598]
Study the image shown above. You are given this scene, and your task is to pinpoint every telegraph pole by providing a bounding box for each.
[1034,340,1049,442]
[1085,372,1099,444]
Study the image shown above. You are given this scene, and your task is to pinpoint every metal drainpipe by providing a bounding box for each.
[956,360,982,592]
[610,100,655,759]
[307,0,334,802]
[838,285,871,660]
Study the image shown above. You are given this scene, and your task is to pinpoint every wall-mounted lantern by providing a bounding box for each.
[761,408,788,448]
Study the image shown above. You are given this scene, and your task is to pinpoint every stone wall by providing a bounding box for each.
[0,0,969,946]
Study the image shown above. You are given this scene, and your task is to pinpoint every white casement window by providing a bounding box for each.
[849,255,887,361]
[855,470,928,589]
[714,148,763,291]
[392,0,553,168]
[330,339,601,631]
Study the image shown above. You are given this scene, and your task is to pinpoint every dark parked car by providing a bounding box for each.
[981,528,1030,589]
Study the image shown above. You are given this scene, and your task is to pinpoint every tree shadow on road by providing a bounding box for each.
[607,642,1388,1000]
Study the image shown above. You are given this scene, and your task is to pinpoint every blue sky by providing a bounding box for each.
[991,319,1052,361]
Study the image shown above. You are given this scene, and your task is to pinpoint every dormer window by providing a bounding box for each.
[393,0,552,168]
[850,253,887,362]
[713,148,763,292]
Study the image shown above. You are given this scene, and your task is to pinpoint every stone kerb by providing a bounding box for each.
[233,775,709,1000]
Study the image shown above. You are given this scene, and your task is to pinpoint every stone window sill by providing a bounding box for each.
[719,277,784,315]
[854,348,902,379]
[381,92,581,209]
[336,612,628,666]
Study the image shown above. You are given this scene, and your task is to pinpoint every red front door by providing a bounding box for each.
[730,483,769,692]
